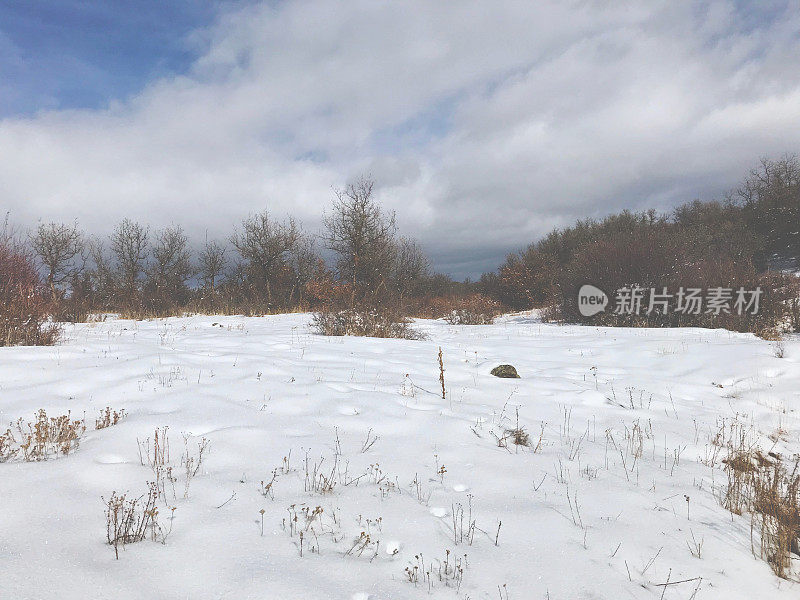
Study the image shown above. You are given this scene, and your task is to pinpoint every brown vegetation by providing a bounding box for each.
[480,156,800,337]
[4,156,799,339]
[0,233,59,346]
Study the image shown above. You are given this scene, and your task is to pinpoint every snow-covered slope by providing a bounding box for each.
[1,314,799,599]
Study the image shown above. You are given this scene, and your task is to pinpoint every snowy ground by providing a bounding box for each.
[1,313,799,599]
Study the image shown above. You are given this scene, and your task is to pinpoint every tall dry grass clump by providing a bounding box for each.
[104,483,163,559]
[442,294,502,325]
[719,430,800,579]
[311,307,423,339]
[750,460,800,579]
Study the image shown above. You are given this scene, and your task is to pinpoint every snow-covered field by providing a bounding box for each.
[1,314,799,599]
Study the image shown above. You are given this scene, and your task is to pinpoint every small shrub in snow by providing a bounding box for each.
[442,294,501,325]
[104,483,174,559]
[138,426,170,470]
[438,346,446,399]
[404,549,467,591]
[303,452,338,494]
[751,459,800,579]
[0,240,58,346]
[0,410,86,462]
[138,426,176,500]
[0,406,126,462]
[311,308,424,340]
[138,427,208,501]
[95,407,126,430]
[719,428,800,579]
[0,429,17,462]
[491,408,544,453]
[500,426,530,448]
[181,434,210,499]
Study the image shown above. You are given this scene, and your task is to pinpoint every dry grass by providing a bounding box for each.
[137,426,176,500]
[96,407,126,430]
[719,434,800,579]
[501,427,531,448]
[181,434,210,498]
[493,408,543,452]
[136,427,209,501]
[0,428,17,462]
[442,294,501,325]
[303,452,338,494]
[1,406,126,463]
[104,482,174,559]
[311,308,424,339]
[404,549,467,592]
[0,410,85,462]
[750,459,800,579]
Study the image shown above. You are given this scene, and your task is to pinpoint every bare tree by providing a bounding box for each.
[29,222,85,302]
[392,236,430,303]
[323,176,397,301]
[1,212,11,246]
[88,239,115,307]
[198,239,227,297]
[287,235,320,307]
[109,219,149,303]
[146,225,193,310]
[231,211,301,305]
[736,155,800,266]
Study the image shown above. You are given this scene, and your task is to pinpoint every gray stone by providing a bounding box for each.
[490,364,520,378]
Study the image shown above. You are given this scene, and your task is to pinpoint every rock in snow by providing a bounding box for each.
[490,364,520,378]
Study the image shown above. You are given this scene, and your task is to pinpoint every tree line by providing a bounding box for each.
[15,176,470,324]
[478,155,800,336]
[3,155,799,345]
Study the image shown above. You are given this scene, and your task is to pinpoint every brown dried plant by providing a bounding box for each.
[103,482,174,559]
[96,407,126,430]
[4,410,86,461]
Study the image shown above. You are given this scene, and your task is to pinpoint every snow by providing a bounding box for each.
[1,313,799,599]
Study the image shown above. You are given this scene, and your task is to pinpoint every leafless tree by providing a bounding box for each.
[198,239,227,296]
[28,222,85,302]
[109,219,149,301]
[146,225,193,310]
[735,155,800,265]
[1,212,10,246]
[87,239,115,307]
[392,236,430,303]
[287,235,320,306]
[323,176,397,300]
[231,211,301,304]
[1,212,22,250]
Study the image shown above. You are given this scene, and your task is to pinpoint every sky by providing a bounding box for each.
[1,0,799,279]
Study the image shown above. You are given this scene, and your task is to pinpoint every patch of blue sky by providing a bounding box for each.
[0,1,233,116]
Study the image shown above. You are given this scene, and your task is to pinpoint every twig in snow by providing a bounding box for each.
[642,546,663,575]
[215,491,237,508]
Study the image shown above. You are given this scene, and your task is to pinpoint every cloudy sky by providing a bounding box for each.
[1,1,799,279]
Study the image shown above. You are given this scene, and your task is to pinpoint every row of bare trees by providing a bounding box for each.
[21,177,439,320]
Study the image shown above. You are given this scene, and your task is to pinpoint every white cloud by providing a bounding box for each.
[2,0,799,277]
